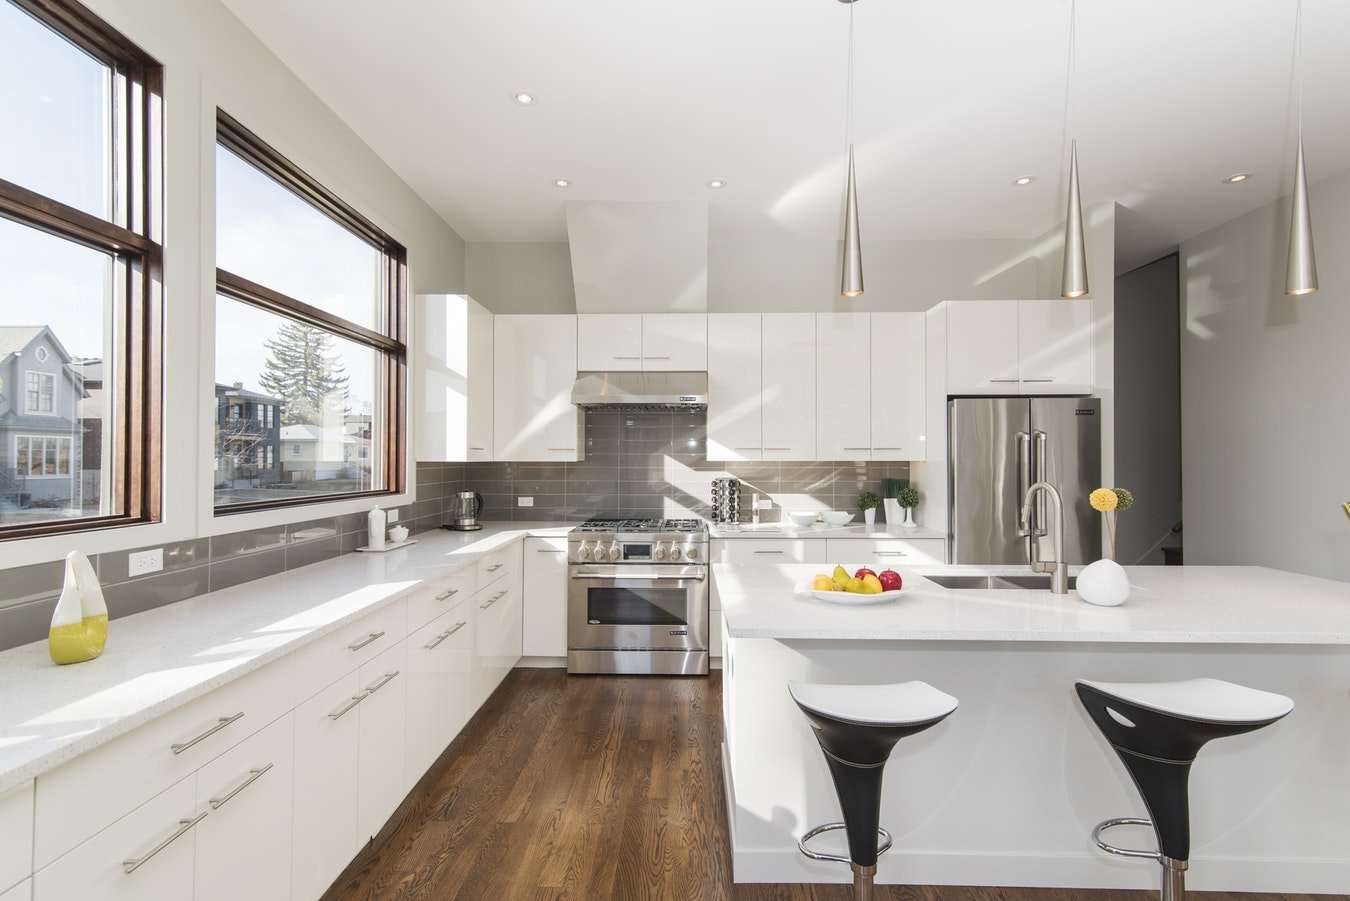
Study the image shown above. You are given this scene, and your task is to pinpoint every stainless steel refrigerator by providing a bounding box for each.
[948,396,1101,566]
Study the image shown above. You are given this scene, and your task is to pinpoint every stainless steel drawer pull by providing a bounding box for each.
[874,447,904,450]
[347,631,386,651]
[753,550,784,555]
[538,548,566,553]
[1022,377,1056,383]
[481,591,506,609]
[613,355,641,360]
[843,447,870,451]
[208,762,274,811]
[434,588,460,601]
[470,446,487,451]
[486,563,504,572]
[170,712,244,755]
[364,670,400,694]
[424,629,453,650]
[327,693,367,720]
[445,621,467,637]
[122,810,208,874]
[989,378,1020,383]
[643,355,671,360]
[764,447,792,451]
[733,447,761,451]
[875,551,908,556]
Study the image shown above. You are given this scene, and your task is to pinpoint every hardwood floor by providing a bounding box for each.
[324,669,1340,901]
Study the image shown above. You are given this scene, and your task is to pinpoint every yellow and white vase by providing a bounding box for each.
[48,551,108,665]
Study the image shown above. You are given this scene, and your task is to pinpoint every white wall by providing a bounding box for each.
[1,0,467,568]
[1181,169,1350,580]
[465,242,575,314]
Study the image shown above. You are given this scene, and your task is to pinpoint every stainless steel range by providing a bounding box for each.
[567,517,709,676]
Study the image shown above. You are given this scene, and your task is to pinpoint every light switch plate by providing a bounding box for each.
[128,548,163,578]
[518,497,534,507]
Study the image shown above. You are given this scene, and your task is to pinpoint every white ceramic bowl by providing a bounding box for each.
[787,511,819,527]
[820,511,854,526]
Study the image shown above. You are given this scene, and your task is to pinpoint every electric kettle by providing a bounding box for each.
[448,490,484,531]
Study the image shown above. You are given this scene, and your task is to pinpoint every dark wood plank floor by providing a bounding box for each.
[324,669,1342,901]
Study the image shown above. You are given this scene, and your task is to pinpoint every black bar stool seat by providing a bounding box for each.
[790,681,958,900]
[1076,677,1293,901]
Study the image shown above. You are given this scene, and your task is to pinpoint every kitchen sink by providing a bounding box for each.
[924,574,1077,591]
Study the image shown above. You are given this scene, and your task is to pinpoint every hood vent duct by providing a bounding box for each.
[570,371,707,411]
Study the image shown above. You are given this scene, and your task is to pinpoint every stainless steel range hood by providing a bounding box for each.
[570,371,707,411]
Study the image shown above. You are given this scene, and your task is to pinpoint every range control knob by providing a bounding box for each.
[667,544,683,561]
[607,542,622,562]
[576,542,592,562]
[684,545,699,561]
[652,542,668,562]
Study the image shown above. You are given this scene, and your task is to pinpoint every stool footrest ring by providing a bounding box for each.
[797,822,893,865]
[1092,817,1161,861]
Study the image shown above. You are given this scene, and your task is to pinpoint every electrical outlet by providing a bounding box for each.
[518,496,534,507]
[128,548,163,578]
[387,509,399,522]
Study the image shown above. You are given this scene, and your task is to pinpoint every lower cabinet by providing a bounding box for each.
[0,880,28,901]
[522,536,568,657]
[825,537,947,565]
[404,606,473,780]
[357,641,408,841]
[194,714,294,901]
[291,672,362,901]
[476,578,523,695]
[711,539,829,565]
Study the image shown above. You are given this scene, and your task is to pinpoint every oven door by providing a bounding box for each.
[568,565,708,652]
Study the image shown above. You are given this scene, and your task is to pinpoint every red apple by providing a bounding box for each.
[854,567,877,581]
[878,570,902,592]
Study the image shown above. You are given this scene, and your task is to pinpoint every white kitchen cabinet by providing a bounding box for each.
[476,578,523,693]
[712,539,828,565]
[0,879,28,901]
[870,313,926,461]
[357,641,407,841]
[816,313,872,461]
[946,300,1021,395]
[706,313,762,460]
[0,782,32,893]
[825,537,947,565]
[1017,299,1094,393]
[523,536,569,657]
[404,607,472,781]
[762,314,816,460]
[194,714,294,901]
[578,314,643,371]
[416,294,493,462]
[642,313,707,370]
[291,672,361,901]
[493,315,583,461]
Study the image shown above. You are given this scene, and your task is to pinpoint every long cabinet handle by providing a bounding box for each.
[643,355,671,360]
[547,448,577,452]
[208,762,274,811]
[753,550,784,555]
[445,621,467,637]
[1022,377,1056,383]
[537,548,566,553]
[764,447,792,451]
[613,355,641,360]
[874,551,909,556]
[327,693,367,720]
[485,563,504,572]
[843,447,870,451]
[424,622,465,650]
[480,590,507,609]
[470,446,488,451]
[365,670,400,694]
[989,378,1020,383]
[434,587,460,601]
[347,631,386,651]
[873,447,905,450]
[122,810,208,874]
[170,712,243,755]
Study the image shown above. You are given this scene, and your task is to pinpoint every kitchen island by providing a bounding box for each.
[715,563,1350,893]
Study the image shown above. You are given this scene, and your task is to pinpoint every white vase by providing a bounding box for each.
[863,508,876,526]
[883,498,902,526]
[1076,558,1130,607]
[901,506,917,529]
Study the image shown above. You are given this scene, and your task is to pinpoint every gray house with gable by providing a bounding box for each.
[0,326,89,513]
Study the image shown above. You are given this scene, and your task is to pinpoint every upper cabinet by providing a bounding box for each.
[577,314,643,371]
[945,300,1092,396]
[416,294,493,462]
[493,315,584,461]
[641,314,707,370]
[706,313,762,460]
[870,313,926,461]
[761,314,815,461]
[816,313,872,461]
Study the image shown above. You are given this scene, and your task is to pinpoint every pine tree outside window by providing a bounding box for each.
[213,112,407,513]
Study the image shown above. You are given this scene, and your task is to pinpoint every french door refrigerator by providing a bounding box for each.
[948,396,1101,565]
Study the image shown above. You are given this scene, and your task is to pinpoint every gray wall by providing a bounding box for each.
[1180,168,1350,580]
[1113,254,1181,564]
[465,242,575,314]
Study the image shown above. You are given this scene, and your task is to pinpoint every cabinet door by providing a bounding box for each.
[291,672,361,901]
[946,301,1021,395]
[1018,299,1093,393]
[0,879,28,901]
[476,579,522,697]
[816,313,871,460]
[762,314,815,460]
[493,315,583,461]
[642,314,707,370]
[194,714,294,901]
[578,314,643,371]
[523,536,569,657]
[34,775,197,901]
[706,313,762,460]
[357,641,408,841]
[466,298,494,460]
[870,313,926,461]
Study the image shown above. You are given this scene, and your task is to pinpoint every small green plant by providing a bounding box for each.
[896,485,921,509]
[856,491,881,512]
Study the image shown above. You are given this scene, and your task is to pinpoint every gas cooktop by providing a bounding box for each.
[570,517,706,534]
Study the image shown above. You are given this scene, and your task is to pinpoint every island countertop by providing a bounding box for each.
[715,563,1350,644]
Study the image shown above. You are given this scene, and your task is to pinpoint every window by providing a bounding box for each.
[0,0,162,539]
[213,112,406,513]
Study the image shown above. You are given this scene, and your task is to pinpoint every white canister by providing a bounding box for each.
[368,506,387,550]
[1076,558,1130,607]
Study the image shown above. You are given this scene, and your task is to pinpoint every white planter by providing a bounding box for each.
[863,508,876,526]
[883,498,902,525]
[900,507,917,529]
[1076,558,1130,607]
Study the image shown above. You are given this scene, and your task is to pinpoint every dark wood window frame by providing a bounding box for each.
[0,0,163,542]
[214,111,407,515]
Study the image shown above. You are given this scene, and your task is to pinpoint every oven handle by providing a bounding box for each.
[570,570,706,582]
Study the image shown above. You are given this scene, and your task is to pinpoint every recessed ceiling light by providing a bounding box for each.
[513,91,535,105]
[1222,172,1252,184]
[553,178,570,188]
[1013,175,1035,186]
[708,179,727,189]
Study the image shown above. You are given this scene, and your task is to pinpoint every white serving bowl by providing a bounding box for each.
[787,511,819,527]
[820,511,854,526]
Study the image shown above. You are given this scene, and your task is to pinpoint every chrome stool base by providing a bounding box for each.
[799,823,893,900]
[1093,818,1188,901]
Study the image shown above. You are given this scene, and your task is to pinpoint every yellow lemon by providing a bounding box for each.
[812,575,834,592]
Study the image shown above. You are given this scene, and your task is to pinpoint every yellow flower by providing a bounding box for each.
[1089,488,1118,513]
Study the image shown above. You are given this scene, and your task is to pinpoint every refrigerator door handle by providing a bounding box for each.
[1034,430,1049,537]
[1016,431,1032,538]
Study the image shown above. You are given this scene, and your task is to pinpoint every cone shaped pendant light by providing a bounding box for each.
[1059,0,1089,299]
[838,0,863,298]
[1285,0,1318,296]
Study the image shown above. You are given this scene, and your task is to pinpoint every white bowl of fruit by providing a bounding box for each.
[808,565,904,605]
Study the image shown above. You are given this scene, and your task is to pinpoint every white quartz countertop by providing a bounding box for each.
[709,523,946,541]
[0,523,574,794]
[716,563,1350,644]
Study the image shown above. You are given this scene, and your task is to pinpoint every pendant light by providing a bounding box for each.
[838,0,864,298]
[1059,0,1089,299]
[1286,0,1318,296]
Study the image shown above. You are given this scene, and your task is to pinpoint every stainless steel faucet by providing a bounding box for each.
[1020,481,1069,594]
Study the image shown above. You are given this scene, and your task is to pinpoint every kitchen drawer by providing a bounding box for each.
[35,773,198,901]
[404,609,473,781]
[34,652,295,870]
[476,541,521,589]
[406,566,475,632]
[825,538,946,565]
[712,539,828,565]
[291,598,407,704]
[0,781,32,893]
[0,879,28,901]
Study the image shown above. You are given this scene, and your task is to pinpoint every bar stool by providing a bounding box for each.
[789,680,958,900]
[1076,678,1293,900]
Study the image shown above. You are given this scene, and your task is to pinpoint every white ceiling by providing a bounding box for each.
[221,0,1350,253]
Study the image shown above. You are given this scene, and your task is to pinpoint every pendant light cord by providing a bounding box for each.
[1295,0,1304,140]
[1059,0,1076,169]
[844,1,856,149]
